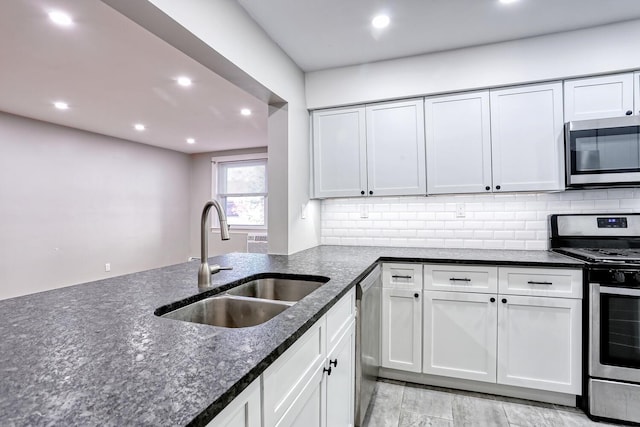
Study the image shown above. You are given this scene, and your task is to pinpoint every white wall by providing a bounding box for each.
[189,147,268,258]
[144,0,321,254]
[306,20,640,109]
[322,190,640,250]
[0,112,191,300]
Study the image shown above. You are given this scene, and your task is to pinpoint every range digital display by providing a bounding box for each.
[597,217,628,228]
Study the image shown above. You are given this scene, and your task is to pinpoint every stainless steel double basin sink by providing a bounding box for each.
[158,275,329,328]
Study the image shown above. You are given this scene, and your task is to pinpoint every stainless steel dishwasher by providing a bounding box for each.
[355,265,381,426]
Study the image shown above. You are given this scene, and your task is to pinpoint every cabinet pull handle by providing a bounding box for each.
[490,297,496,303]
[527,281,553,285]
[323,366,332,376]
[360,190,365,195]
[485,186,491,191]
[369,190,373,195]
[502,298,507,304]
[414,293,420,298]
[495,185,501,190]
[626,110,633,116]
[329,359,338,368]
[449,277,471,282]
[392,275,413,279]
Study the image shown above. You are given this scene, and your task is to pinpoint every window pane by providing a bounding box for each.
[224,196,265,226]
[224,163,266,194]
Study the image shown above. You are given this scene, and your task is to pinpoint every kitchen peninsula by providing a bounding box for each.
[0,246,582,426]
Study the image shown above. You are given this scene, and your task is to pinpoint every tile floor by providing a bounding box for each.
[364,380,629,427]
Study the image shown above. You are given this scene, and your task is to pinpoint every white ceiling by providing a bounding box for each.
[4,1,640,155]
[238,0,640,72]
[0,0,268,154]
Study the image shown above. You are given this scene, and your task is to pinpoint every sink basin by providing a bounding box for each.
[161,296,291,328]
[158,274,330,328]
[227,277,326,302]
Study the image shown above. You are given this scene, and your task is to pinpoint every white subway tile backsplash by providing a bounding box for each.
[320,189,639,250]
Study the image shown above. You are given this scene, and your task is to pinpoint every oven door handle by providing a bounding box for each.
[598,285,640,297]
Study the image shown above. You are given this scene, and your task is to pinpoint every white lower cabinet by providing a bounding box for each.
[207,379,261,427]
[423,291,497,383]
[262,288,356,427]
[420,265,583,397]
[326,320,355,427]
[381,287,422,372]
[497,295,582,394]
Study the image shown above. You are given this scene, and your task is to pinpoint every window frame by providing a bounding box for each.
[211,153,268,231]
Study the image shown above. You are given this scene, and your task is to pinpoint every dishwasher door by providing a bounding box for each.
[355,265,381,426]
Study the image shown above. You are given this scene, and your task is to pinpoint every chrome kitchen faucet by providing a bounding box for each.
[198,199,232,288]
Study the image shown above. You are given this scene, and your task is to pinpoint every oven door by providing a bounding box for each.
[566,119,640,186]
[590,283,640,383]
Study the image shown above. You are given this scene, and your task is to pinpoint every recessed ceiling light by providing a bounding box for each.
[134,123,145,131]
[499,0,518,4]
[240,108,252,116]
[372,14,390,29]
[186,138,195,144]
[53,101,69,110]
[48,11,73,27]
[177,76,192,87]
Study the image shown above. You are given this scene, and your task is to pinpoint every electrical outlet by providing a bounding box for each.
[300,203,308,219]
[360,204,369,219]
[105,263,111,272]
[455,203,466,218]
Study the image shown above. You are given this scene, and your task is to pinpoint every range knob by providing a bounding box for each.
[613,271,626,283]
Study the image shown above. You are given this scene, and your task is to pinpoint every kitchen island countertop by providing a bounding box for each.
[0,245,583,426]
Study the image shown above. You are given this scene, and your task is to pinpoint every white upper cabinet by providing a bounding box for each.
[311,99,426,198]
[312,106,367,198]
[490,82,564,192]
[425,91,492,194]
[564,73,635,121]
[366,99,426,196]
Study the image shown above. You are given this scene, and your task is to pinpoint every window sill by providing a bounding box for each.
[210,227,267,234]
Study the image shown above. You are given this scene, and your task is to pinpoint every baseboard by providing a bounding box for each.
[379,368,578,407]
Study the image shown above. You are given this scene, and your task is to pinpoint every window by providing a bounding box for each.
[214,156,267,229]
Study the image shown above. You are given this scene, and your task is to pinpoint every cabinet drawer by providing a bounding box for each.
[498,267,582,298]
[424,264,498,293]
[263,320,326,427]
[326,288,355,353]
[383,263,423,289]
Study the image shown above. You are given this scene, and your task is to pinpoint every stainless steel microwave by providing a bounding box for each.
[566,115,640,187]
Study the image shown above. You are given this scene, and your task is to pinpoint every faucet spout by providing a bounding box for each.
[198,199,231,287]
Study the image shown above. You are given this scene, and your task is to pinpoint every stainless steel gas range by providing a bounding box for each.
[550,214,640,425]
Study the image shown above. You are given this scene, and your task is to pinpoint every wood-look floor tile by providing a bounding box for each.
[366,381,405,427]
[451,394,509,427]
[402,385,453,420]
[398,411,454,427]
[502,401,567,427]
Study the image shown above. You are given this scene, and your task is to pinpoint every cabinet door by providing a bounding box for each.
[326,320,355,427]
[366,99,426,196]
[275,366,325,427]
[564,73,634,121]
[381,287,422,372]
[490,82,564,192]
[312,107,367,198]
[423,291,497,383]
[425,91,492,194]
[207,379,261,427]
[497,295,582,394]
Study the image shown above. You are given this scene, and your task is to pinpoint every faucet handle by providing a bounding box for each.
[209,264,233,275]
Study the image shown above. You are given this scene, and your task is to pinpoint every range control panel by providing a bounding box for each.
[597,217,628,228]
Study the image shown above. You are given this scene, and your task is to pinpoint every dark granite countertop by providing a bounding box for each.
[0,245,583,426]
